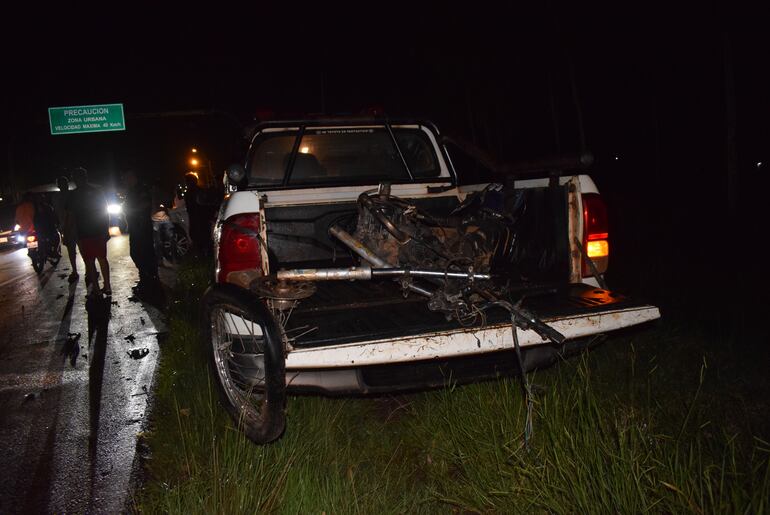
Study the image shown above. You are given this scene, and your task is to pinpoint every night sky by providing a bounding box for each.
[2,4,767,270]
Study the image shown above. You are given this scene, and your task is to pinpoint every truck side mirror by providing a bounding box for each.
[226,164,246,186]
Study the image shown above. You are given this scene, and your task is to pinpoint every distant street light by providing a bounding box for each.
[188,148,213,187]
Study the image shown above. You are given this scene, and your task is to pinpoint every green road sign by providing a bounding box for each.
[48,103,126,135]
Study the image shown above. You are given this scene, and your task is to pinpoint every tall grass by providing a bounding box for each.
[136,262,770,513]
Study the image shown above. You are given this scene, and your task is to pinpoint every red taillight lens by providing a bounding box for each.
[217,214,262,283]
[581,193,609,276]
[26,234,37,242]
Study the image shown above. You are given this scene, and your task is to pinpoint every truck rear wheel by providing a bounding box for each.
[201,285,287,444]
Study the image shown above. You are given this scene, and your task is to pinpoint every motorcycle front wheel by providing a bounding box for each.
[201,285,287,444]
[171,225,190,261]
[48,234,62,266]
[31,250,45,274]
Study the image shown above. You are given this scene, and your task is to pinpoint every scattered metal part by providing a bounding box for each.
[124,334,136,342]
[251,276,316,313]
[275,266,490,282]
[329,225,390,268]
[127,348,150,359]
[371,268,490,280]
[285,325,318,342]
[277,266,372,281]
[329,225,432,298]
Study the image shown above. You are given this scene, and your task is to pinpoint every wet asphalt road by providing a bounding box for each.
[0,235,173,513]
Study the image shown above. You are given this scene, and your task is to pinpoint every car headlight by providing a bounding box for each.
[14,224,20,231]
[107,204,122,215]
[16,235,25,243]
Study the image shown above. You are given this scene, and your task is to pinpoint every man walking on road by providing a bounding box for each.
[55,176,79,282]
[68,167,111,296]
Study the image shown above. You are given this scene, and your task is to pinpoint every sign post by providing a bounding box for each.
[48,103,126,135]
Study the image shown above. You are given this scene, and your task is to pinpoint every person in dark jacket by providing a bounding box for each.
[184,173,212,255]
[122,169,158,291]
[56,176,79,282]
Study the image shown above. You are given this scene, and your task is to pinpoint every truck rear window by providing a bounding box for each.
[248,127,440,187]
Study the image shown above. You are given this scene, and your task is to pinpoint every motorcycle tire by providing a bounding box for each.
[31,251,44,274]
[49,233,62,266]
[201,284,287,444]
[172,226,190,261]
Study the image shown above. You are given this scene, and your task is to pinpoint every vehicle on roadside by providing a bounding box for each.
[0,223,25,250]
[0,203,25,250]
[106,192,128,233]
[202,116,661,443]
[167,205,191,261]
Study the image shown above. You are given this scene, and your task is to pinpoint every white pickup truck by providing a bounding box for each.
[201,116,660,443]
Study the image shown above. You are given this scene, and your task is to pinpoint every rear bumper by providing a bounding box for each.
[286,337,605,395]
[285,304,659,370]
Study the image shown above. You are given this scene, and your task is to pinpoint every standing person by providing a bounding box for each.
[15,192,36,234]
[55,176,79,282]
[122,169,158,292]
[184,173,209,254]
[68,167,111,296]
[150,182,174,267]
[34,193,60,257]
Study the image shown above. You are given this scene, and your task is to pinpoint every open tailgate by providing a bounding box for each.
[284,283,660,369]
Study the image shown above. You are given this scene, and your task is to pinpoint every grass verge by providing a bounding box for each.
[136,260,770,513]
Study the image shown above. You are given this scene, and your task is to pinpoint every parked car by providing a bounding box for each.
[0,221,24,250]
[106,192,128,233]
[202,116,661,443]
[0,203,26,250]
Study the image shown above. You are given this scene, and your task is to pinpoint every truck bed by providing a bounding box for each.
[286,280,645,348]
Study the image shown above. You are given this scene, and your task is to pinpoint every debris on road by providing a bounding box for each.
[124,334,136,343]
[61,332,81,366]
[140,317,145,325]
[128,348,150,359]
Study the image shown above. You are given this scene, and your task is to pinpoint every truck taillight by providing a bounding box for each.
[581,193,609,277]
[217,214,262,283]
